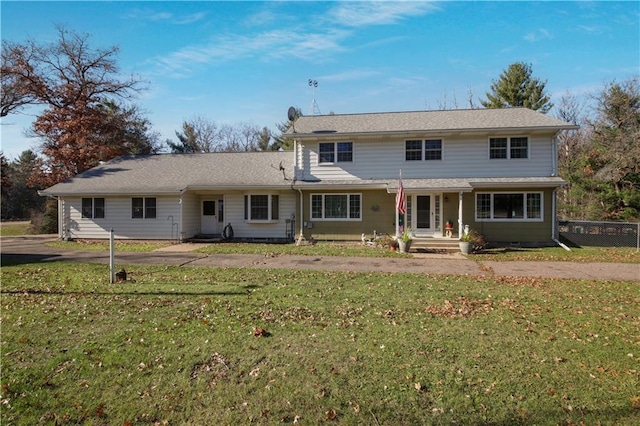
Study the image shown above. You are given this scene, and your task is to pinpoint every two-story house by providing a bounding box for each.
[40,108,577,246]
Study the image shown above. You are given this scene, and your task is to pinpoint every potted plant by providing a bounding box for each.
[459,228,473,255]
[398,227,413,253]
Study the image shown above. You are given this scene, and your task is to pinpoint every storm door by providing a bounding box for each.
[201,200,218,234]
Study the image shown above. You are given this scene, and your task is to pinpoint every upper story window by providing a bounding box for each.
[82,197,105,219]
[311,193,361,220]
[489,137,528,159]
[244,194,279,221]
[132,197,156,219]
[425,139,442,160]
[405,139,442,161]
[319,142,353,164]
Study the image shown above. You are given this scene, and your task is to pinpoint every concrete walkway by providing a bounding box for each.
[1,236,638,282]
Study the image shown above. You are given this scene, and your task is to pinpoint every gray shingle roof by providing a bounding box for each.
[288,108,577,137]
[40,152,294,196]
[294,177,565,192]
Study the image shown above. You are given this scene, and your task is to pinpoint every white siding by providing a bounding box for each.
[62,196,181,240]
[224,191,297,239]
[61,191,297,240]
[301,134,555,180]
[181,192,200,239]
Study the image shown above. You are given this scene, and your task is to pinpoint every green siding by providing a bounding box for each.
[296,187,556,243]
[300,190,395,240]
[464,188,555,243]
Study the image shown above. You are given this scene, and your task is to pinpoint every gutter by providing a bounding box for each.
[287,125,580,140]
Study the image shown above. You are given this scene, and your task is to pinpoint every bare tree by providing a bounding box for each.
[1,42,39,117]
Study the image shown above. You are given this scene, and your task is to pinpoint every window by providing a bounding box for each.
[132,197,156,219]
[489,138,508,159]
[203,201,216,216]
[337,142,353,162]
[244,194,279,221]
[311,193,361,220]
[318,142,353,164]
[94,198,105,219]
[405,139,442,161]
[475,192,543,221]
[82,198,93,218]
[425,139,442,160]
[145,198,156,219]
[82,198,105,219]
[510,137,528,159]
[218,199,224,223]
[489,137,528,159]
[405,140,422,161]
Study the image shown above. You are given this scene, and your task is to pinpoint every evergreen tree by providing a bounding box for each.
[481,62,553,113]
[271,107,302,151]
[586,77,640,220]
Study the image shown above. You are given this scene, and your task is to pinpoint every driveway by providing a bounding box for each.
[1,236,638,282]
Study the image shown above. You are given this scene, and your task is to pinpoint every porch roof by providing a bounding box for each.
[385,176,566,192]
[294,176,565,193]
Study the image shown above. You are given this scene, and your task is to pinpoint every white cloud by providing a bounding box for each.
[125,9,207,25]
[328,1,439,27]
[524,29,553,42]
[320,69,382,82]
[151,28,349,77]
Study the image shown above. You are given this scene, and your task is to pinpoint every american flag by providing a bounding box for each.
[396,172,406,214]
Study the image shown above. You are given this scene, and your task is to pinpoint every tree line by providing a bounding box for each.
[1,28,638,228]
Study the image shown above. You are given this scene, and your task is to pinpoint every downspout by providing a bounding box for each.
[57,196,63,239]
[296,187,305,244]
[551,134,570,251]
[551,187,571,251]
[179,190,184,243]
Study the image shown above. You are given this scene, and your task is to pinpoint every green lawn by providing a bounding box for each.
[0,222,32,237]
[2,262,638,425]
[46,240,173,253]
[195,241,411,258]
[472,246,639,263]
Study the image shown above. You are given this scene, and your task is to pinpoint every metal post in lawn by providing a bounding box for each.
[109,228,115,283]
[637,222,639,253]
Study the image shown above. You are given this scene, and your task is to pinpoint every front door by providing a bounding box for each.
[408,194,441,237]
[416,195,432,235]
[201,200,218,234]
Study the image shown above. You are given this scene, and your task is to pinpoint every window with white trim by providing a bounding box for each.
[405,139,442,161]
[244,194,279,221]
[489,137,528,159]
[475,192,542,221]
[81,198,105,219]
[311,193,361,220]
[132,197,156,219]
[318,142,353,164]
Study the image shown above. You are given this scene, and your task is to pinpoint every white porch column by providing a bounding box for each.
[458,191,463,238]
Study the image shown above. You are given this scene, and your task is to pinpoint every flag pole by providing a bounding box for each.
[395,170,405,237]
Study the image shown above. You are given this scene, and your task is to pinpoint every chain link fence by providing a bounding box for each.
[558,220,640,251]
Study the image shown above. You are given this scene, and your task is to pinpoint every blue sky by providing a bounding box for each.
[1,1,638,159]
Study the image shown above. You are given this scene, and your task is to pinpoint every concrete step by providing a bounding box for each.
[410,238,460,253]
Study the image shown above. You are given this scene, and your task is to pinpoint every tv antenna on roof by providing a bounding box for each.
[308,79,321,115]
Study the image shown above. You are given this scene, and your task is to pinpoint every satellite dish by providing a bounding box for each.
[287,106,296,122]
